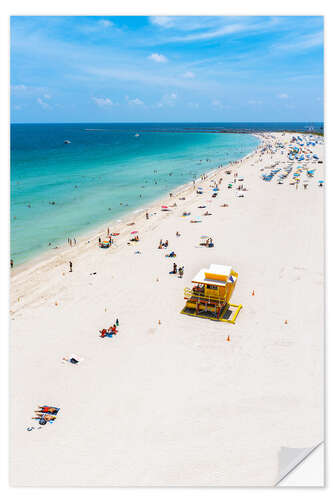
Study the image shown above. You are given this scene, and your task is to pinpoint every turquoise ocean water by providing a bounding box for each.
[11,123,260,265]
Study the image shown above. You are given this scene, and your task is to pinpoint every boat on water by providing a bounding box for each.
[134,133,140,138]
[64,140,71,144]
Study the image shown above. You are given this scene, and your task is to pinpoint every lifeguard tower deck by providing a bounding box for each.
[181,264,242,324]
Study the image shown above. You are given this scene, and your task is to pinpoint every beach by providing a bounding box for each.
[10,132,324,486]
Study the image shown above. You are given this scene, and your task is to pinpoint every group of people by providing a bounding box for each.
[129,235,139,242]
[31,406,60,427]
[68,238,76,247]
[201,238,214,248]
[99,318,119,338]
[170,262,184,278]
[158,239,168,249]
[99,235,113,244]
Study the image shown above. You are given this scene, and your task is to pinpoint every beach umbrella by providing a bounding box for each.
[131,231,138,234]
[200,235,209,239]
[161,205,168,208]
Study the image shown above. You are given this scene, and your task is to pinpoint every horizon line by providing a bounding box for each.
[10,120,324,125]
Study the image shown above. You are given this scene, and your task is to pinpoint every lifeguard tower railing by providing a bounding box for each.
[183,287,226,306]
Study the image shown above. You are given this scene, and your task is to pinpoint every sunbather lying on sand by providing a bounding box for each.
[165,251,176,258]
[38,406,59,415]
[62,356,81,364]
[34,412,56,421]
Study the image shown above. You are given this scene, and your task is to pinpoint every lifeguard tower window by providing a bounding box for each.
[207,285,218,290]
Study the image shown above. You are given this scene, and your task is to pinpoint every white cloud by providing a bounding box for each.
[37,97,51,109]
[148,53,168,63]
[212,99,224,109]
[169,23,251,43]
[183,71,195,79]
[275,31,323,52]
[92,97,113,107]
[127,97,144,106]
[12,84,49,95]
[99,19,113,28]
[158,17,282,44]
[149,16,174,28]
[277,93,289,99]
[156,92,177,108]
[12,84,27,91]
[78,19,114,34]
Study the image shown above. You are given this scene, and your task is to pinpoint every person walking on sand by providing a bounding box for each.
[69,261,73,272]
[146,212,149,220]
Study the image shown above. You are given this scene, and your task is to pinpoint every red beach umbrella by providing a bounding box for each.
[131,231,138,234]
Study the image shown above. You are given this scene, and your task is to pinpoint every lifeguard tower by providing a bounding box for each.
[181,264,242,324]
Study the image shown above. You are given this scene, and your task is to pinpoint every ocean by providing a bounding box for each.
[11,122,318,265]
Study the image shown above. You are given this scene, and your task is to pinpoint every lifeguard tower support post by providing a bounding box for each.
[181,264,242,324]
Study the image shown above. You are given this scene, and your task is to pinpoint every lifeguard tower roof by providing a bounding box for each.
[192,264,234,287]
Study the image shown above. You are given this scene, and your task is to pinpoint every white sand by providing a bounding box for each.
[10,132,324,486]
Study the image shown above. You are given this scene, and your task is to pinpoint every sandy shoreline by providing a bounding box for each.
[11,138,260,280]
[10,132,324,486]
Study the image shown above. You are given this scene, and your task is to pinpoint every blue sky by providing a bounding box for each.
[10,16,324,123]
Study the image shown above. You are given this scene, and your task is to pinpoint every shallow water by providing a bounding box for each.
[11,123,260,264]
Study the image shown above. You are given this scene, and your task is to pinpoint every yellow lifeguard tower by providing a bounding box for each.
[181,264,242,323]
